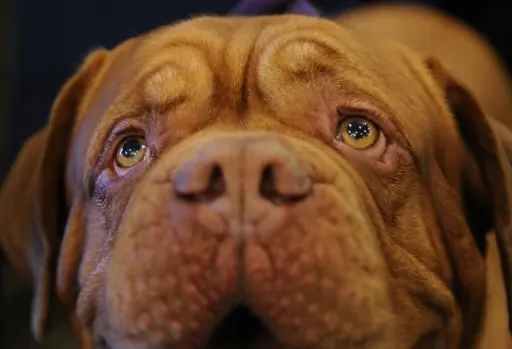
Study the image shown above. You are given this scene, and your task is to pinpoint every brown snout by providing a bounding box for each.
[172,134,312,225]
[103,133,319,347]
[103,132,391,349]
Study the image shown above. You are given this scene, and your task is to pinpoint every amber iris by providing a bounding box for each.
[336,116,379,149]
[115,137,147,168]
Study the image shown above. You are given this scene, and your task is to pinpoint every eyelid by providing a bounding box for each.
[106,118,148,150]
[111,119,148,137]
[95,120,150,174]
[337,107,386,129]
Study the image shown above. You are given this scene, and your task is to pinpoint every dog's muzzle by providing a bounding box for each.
[91,132,392,349]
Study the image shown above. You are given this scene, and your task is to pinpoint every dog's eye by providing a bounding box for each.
[335,116,380,149]
[115,136,148,168]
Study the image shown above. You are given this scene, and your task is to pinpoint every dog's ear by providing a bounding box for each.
[425,56,512,332]
[0,49,109,341]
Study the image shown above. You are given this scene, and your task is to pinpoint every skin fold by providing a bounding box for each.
[1,6,512,349]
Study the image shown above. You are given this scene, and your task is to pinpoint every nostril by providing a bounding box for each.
[207,165,226,199]
[259,164,311,205]
[95,336,110,349]
[259,166,275,201]
[176,164,226,202]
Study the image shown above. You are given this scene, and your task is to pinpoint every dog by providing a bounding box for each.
[2,3,512,349]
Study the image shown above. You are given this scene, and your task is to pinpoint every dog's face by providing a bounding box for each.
[2,15,512,349]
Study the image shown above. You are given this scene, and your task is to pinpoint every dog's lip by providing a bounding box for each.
[204,304,284,349]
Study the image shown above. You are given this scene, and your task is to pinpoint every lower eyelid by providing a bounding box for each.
[332,129,387,158]
[363,131,387,158]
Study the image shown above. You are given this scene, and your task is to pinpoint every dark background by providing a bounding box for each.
[1,0,511,182]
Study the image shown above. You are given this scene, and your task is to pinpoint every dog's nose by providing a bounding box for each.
[172,134,312,210]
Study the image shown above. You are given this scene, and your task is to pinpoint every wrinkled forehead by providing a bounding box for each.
[130,15,421,105]
[113,16,444,136]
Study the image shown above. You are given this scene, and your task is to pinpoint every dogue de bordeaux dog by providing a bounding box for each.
[2,3,512,349]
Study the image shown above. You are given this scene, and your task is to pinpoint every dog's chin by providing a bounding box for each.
[205,305,283,349]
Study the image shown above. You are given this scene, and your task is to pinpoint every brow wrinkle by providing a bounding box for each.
[143,94,188,116]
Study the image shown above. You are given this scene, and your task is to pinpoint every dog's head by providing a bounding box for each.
[1,15,512,349]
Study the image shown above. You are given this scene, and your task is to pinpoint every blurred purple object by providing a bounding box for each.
[230,0,321,16]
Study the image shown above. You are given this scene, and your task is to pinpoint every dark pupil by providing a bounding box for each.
[120,139,142,158]
[346,120,371,140]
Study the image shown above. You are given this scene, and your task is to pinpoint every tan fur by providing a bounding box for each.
[335,3,512,130]
[335,5,512,347]
[1,6,512,349]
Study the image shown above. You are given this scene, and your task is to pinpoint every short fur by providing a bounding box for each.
[2,5,512,349]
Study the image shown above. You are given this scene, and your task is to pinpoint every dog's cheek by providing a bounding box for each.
[72,170,149,323]
[356,157,446,269]
[345,151,458,344]
[91,134,398,348]
[243,184,395,345]
[78,204,109,286]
